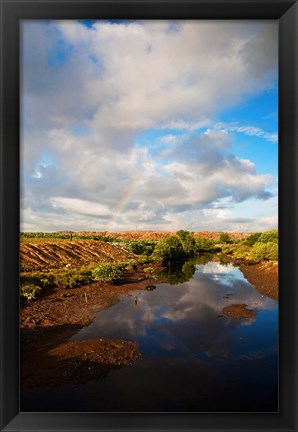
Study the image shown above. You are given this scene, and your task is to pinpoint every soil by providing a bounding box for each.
[21,264,161,391]
[222,303,255,319]
[239,261,278,301]
[20,240,136,272]
[219,253,278,301]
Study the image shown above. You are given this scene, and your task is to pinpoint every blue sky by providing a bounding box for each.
[21,20,278,232]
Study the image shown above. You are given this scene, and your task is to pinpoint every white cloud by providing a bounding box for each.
[20,20,278,232]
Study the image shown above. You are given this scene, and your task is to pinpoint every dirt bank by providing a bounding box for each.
[223,303,255,319]
[239,261,278,301]
[21,264,160,391]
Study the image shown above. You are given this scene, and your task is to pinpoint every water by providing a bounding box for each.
[21,260,278,412]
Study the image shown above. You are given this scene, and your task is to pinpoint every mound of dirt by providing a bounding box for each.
[20,240,136,272]
[21,335,141,390]
[222,303,255,319]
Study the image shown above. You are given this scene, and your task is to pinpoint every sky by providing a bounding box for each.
[20,20,278,233]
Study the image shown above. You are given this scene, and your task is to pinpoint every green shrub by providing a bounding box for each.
[152,236,185,263]
[219,232,233,244]
[176,230,196,256]
[244,232,261,246]
[143,266,155,274]
[53,268,93,288]
[20,272,55,288]
[258,230,278,244]
[127,240,156,256]
[232,244,250,259]
[138,255,153,264]
[266,242,278,260]
[92,263,121,283]
[20,284,42,301]
[195,237,215,252]
[250,242,278,262]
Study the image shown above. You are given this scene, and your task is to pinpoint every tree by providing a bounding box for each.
[244,232,261,246]
[195,237,215,252]
[258,230,278,244]
[176,230,196,256]
[219,232,232,244]
[152,236,184,263]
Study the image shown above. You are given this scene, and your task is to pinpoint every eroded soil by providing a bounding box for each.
[21,265,160,391]
[222,303,256,319]
[239,261,278,301]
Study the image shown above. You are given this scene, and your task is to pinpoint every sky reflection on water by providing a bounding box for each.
[23,260,278,412]
[72,262,277,362]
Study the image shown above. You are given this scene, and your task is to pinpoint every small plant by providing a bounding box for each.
[143,266,155,274]
[53,268,93,288]
[20,284,42,301]
[92,263,121,283]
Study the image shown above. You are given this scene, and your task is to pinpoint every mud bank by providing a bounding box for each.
[239,261,278,301]
[21,264,160,391]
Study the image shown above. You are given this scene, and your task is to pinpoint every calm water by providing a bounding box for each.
[21,260,278,412]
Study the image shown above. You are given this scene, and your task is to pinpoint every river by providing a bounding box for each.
[21,258,278,412]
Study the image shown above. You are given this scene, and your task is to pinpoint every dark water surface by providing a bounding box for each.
[21,260,278,412]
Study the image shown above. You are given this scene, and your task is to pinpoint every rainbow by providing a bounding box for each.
[105,174,141,230]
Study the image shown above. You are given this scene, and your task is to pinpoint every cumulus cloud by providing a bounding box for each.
[20,20,278,232]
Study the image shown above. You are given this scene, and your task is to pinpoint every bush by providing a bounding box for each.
[143,266,155,274]
[127,240,156,256]
[20,284,42,301]
[53,268,93,288]
[266,242,278,260]
[244,232,261,246]
[176,230,196,256]
[152,235,185,263]
[232,244,250,259]
[258,230,278,244]
[219,232,233,244]
[195,237,215,252]
[20,272,55,288]
[250,242,278,262]
[92,263,121,283]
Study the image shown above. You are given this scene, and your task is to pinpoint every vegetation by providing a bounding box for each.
[195,236,216,252]
[20,232,121,243]
[222,230,278,263]
[219,232,233,244]
[20,284,42,301]
[258,230,278,244]
[127,240,156,256]
[92,263,121,283]
[155,260,196,285]
[176,230,196,256]
[243,232,261,247]
[250,242,278,262]
[19,229,278,301]
[152,235,185,263]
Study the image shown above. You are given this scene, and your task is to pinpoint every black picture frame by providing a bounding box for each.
[0,0,297,431]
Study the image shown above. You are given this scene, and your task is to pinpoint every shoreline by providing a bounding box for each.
[21,263,161,391]
[20,256,278,392]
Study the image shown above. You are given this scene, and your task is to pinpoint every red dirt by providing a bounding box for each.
[20,240,136,272]
[239,261,278,301]
[20,265,161,391]
[74,230,249,242]
[222,303,255,319]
